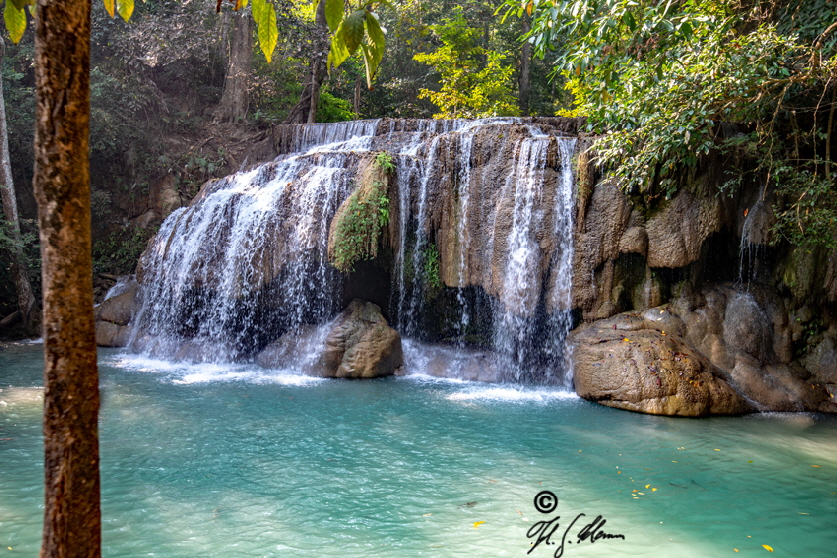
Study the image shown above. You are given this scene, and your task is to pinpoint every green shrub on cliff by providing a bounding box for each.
[328,152,393,273]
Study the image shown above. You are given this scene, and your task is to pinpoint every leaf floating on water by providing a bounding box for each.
[714,449,721,451]
[423,513,433,516]
[811,465,820,468]
[748,460,754,463]
[763,544,774,552]
[473,521,485,528]
[645,485,650,489]
[652,488,658,492]
[734,549,739,552]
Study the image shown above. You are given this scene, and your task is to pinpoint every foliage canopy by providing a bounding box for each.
[505,0,837,246]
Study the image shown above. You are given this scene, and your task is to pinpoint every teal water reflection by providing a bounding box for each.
[1,342,836,557]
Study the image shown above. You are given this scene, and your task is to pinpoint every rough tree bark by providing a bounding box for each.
[518,16,531,116]
[285,0,328,124]
[33,0,101,557]
[214,10,253,123]
[0,38,39,333]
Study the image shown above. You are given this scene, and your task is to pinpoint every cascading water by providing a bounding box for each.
[130,117,579,384]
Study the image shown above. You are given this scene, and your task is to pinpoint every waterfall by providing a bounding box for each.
[131,117,579,383]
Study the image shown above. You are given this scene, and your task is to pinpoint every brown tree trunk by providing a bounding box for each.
[33,0,101,557]
[353,76,362,117]
[214,10,253,123]
[0,38,39,333]
[285,0,328,124]
[518,16,531,116]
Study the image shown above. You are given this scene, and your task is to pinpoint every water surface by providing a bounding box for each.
[2,342,835,557]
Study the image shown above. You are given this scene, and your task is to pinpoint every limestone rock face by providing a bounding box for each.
[572,326,751,416]
[257,300,403,379]
[573,288,837,415]
[149,173,185,219]
[645,191,723,268]
[572,181,632,314]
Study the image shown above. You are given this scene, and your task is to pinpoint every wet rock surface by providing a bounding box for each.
[95,278,139,347]
[572,285,837,415]
[257,300,403,379]
[572,326,751,416]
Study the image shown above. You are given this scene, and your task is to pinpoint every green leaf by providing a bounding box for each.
[9,0,33,10]
[4,2,26,44]
[361,10,385,87]
[343,9,366,52]
[252,0,278,63]
[117,0,134,22]
[680,21,692,40]
[623,11,636,32]
[324,0,343,33]
[327,22,353,72]
[103,0,115,18]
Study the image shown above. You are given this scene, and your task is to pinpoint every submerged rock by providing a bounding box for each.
[572,326,752,417]
[258,300,403,379]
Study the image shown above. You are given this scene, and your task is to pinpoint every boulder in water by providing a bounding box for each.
[257,300,403,379]
[571,325,752,416]
[95,278,139,347]
[95,279,139,326]
[95,321,132,348]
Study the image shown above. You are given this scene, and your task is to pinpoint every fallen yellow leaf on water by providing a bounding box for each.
[652,488,657,492]
[734,550,739,553]
[473,521,485,528]
[423,513,433,516]
[799,512,809,515]
[645,485,650,488]
[811,465,820,468]
[714,449,721,451]
[763,544,774,552]
[672,460,677,463]
[748,460,753,463]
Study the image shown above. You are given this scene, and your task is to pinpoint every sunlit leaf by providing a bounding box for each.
[252,0,278,63]
[324,0,343,33]
[4,2,26,44]
[762,544,774,552]
[117,0,133,22]
[103,0,115,18]
[234,0,248,10]
[473,521,485,528]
